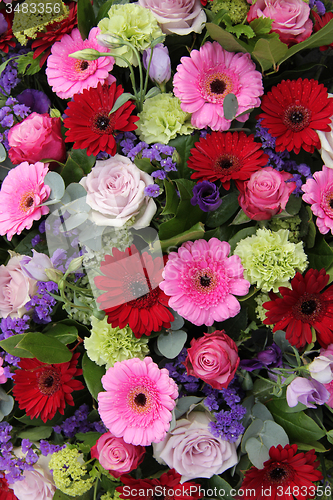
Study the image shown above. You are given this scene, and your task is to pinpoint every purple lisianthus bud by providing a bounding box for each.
[257,343,282,368]
[191,180,222,212]
[0,14,8,36]
[239,359,264,371]
[16,89,51,114]
[20,250,54,282]
[143,44,171,85]
[286,377,330,409]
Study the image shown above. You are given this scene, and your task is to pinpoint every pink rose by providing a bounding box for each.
[8,112,66,165]
[247,0,313,46]
[184,330,239,390]
[91,432,145,478]
[153,411,238,482]
[138,0,206,35]
[80,154,157,228]
[238,167,296,221]
[0,254,36,318]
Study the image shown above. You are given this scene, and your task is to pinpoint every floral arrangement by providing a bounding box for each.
[1,0,333,499]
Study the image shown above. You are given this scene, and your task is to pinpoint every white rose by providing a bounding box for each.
[138,0,206,35]
[80,155,157,229]
[308,354,333,384]
[153,411,238,482]
[10,454,55,500]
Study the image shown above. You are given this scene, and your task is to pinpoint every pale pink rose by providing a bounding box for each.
[238,167,296,221]
[247,0,313,46]
[91,432,145,478]
[80,154,157,228]
[138,0,206,35]
[10,454,55,500]
[153,411,238,482]
[8,112,66,165]
[0,254,37,318]
[184,330,239,389]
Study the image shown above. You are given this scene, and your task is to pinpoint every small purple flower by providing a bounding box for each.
[143,44,171,85]
[152,169,167,180]
[286,377,330,408]
[0,14,8,36]
[144,184,161,197]
[191,180,222,212]
[16,89,51,114]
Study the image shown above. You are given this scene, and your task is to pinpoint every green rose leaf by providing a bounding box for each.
[61,149,96,186]
[206,23,249,53]
[18,426,53,440]
[82,352,105,401]
[252,37,288,72]
[0,334,35,358]
[285,194,302,216]
[16,333,72,364]
[43,322,78,345]
[206,192,240,228]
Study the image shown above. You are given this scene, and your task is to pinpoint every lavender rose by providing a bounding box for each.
[153,411,238,482]
[10,454,55,500]
[138,0,206,35]
[80,155,157,229]
[191,180,222,212]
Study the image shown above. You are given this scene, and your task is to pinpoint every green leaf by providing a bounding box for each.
[285,194,302,216]
[206,191,239,228]
[168,133,200,179]
[249,18,273,36]
[296,441,329,452]
[77,0,96,40]
[223,93,238,120]
[82,352,105,401]
[16,333,72,364]
[161,180,179,216]
[109,93,135,114]
[96,0,113,23]
[158,222,205,252]
[0,56,18,77]
[223,15,255,39]
[44,172,65,200]
[228,226,257,253]
[0,143,6,162]
[267,399,326,443]
[174,396,203,419]
[18,426,53,440]
[252,378,274,402]
[16,52,42,75]
[277,18,333,66]
[61,149,96,186]
[241,418,264,453]
[0,334,34,358]
[307,236,333,271]
[305,206,316,249]
[208,475,233,500]
[217,307,247,339]
[206,23,249,53]
[134,158,155,174]
[75,431,102,449]
[230,209,251,225]
[157,329,187,359]
[252,37,288,72]
[44,323,78,345]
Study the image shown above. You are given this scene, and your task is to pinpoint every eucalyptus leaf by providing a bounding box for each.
[44,172,65,200]
[65,183,87,201]
[241,418,264,453]
[245,437,270,468]
[157,329,187,359]
[174,396,203,419]
[259,420,289,452]
[0,143,6,162]
[251,402,274,422]
[223,93,238,120]
[169,310,185,331]
[59,212,89,232]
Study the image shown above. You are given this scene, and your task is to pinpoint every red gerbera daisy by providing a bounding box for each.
[31,2,77,67]
[188,131,269,190]
[0,11,15,54]
[258,78,333,155]
[64,82,139,157]
[94,245,174,338]
[0,475,17,500]
[312,11,333,51]
[117,469,203,500]
[12,352,84,423]
[238,444,322,500]
[263,268,333,349]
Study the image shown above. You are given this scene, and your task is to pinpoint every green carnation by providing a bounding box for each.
[136,93,194,144]
[98,4,164,67]
[211,0,250,24]
[234,228,308,293]
[84,316,149,369]
[48,447,94,497]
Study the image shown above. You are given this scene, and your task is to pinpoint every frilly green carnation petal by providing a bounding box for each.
[211,0,250,24]
[84,316,149,369]
[98,4,164,67]
[136,93,194,144]
[234,228,308,293]
[48,447,94,497]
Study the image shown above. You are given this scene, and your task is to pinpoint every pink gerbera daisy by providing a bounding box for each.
[46,27,115,99]
[0,162,50,241]
[302,166,333,234]
[98,357,178,446]
[173,41,263,131]
[159,238,250,326]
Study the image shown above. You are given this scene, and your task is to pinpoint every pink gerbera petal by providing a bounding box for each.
[98,357,178,447]
[302,166,333,234]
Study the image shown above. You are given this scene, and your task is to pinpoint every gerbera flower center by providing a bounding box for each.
[74,59,91,73]
[134,393,146,407]
[19,191,35,213]
[127,381,155,414]
[37,368,61,396]
[199,69,236,104]
[92,112,115,134]
[264,462,293,483]
[283,104,311,132]
[321,187,333,218]
[301,299,317,315]
[214,154,241,176]
[210,78,226,94]
[130,287,160,309]
[193,269,217,294]
[293,292,324,322]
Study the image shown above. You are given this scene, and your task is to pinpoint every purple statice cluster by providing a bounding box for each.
[39,440,65,457]
[165,348,201,395]
[25,281,58,324]
[0,316,29,379]
[116,131,177,198]
[0,423,38,483]
[31,220,47,248]
[255,120,313,195]
[204,381,247,443]
[53,404,106,438]
[309,0,325,14]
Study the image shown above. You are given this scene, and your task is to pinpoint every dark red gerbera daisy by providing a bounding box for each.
[263,268,333,349]
[95,245,174,338]
[258,78,333,155]
[12,352,84,423]
[117,469,203,500]
[312,10,333,51]
[0,11,15,54]
[187,131,269,190]
[238,444,322,500]
[31,2,77,67]
[64,82,139,157]
[0,475,17,500]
